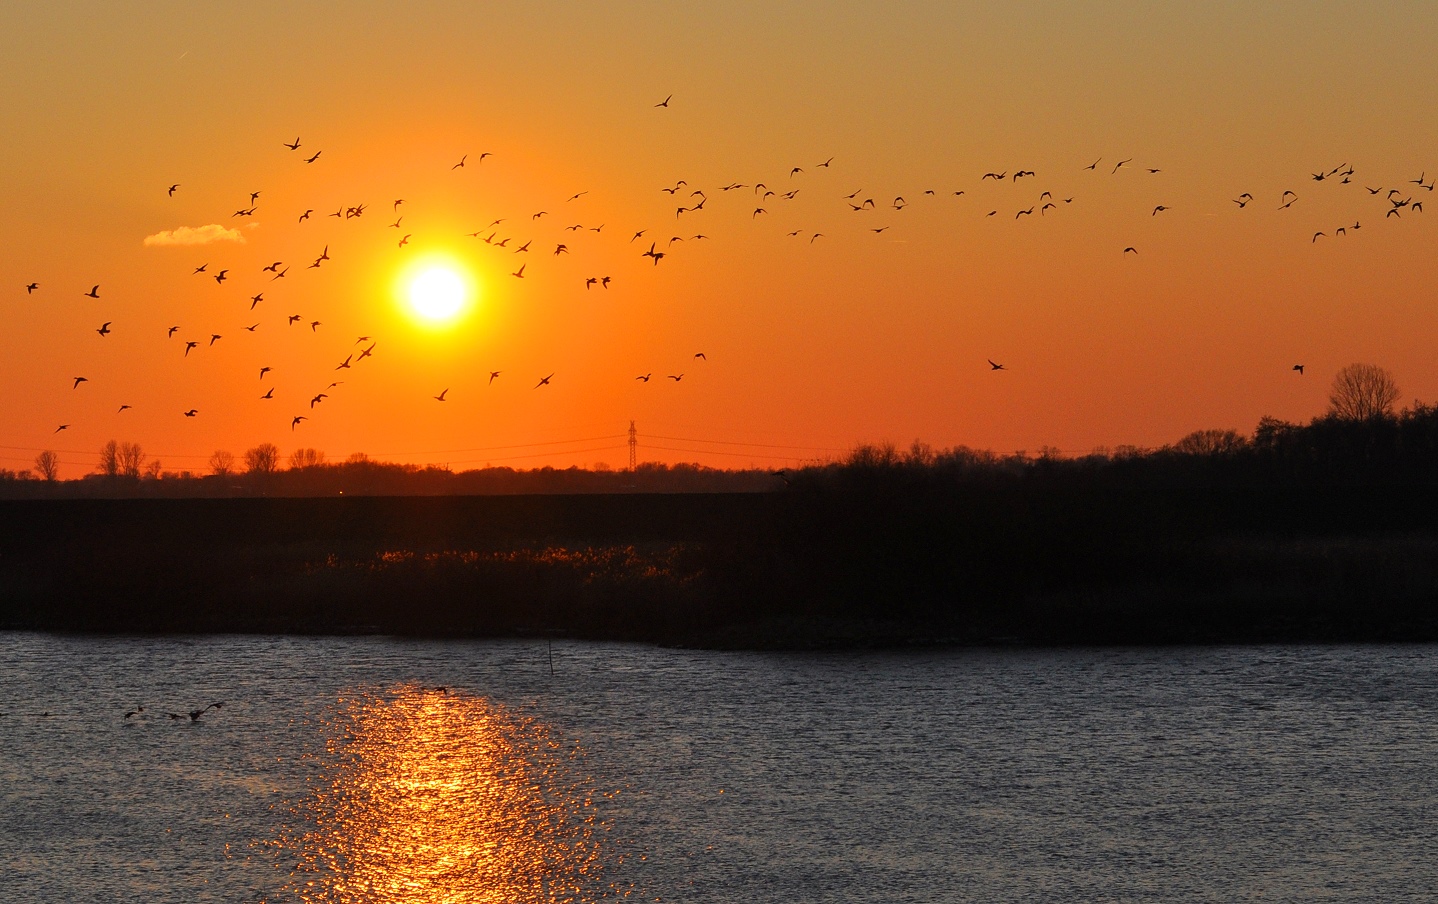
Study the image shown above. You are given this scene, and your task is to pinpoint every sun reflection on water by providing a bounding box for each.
[274,687,623,904]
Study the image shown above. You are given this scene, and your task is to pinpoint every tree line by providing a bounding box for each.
[1,363,1426,496]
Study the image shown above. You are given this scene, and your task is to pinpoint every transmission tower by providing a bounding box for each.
[628,420,637,471]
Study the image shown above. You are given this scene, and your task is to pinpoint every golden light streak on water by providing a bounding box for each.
[276,687,620,904]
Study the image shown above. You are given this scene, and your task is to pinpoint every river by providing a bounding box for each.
[1,635,1435,902]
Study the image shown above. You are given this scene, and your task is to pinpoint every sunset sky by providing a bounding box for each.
[3,2,1436,474]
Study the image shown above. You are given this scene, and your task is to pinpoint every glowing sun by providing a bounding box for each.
[405,265,470,323]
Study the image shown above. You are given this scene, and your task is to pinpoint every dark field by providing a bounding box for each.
[4,482,1438,647]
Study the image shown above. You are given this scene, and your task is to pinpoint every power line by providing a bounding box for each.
[441,444,628,466]
[369,434,627,456]
[644,433,845,453]
[643,443,825,462]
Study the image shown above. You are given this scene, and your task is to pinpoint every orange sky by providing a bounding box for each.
[3,3,1437,475]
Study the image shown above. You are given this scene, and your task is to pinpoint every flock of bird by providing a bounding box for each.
[17,93,1433,446]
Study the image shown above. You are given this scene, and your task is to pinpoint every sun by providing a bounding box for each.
[402,261,474,324]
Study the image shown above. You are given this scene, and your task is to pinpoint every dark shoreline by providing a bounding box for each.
[3,491,1438,648]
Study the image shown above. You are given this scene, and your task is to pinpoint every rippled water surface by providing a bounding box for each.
[2,636,1436,903]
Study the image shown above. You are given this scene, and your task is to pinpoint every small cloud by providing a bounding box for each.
[143,224,245,247]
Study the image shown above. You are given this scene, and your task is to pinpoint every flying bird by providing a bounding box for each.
[1123,247,1138,255]
[668,374,684,381]
[118,404,130,412]
[214,269,228,284]
[452,154,467,169]
[167,326,179,337]
[73,376,88,388]
[26,282,38,293]
[433,389,448,402]
[655,94,672,107]
[55,424,69,433]
[636,373,651,382]
[298,209,313,222]
[291,415,305,429]
[96,322,111,337]
[1112,158,1132,173]
[250,293,264,310]
[259,367,271,380]
[310,393,327,408]
[534,373,554,388]
[284,137,301,150]
[261,388,274,399]
[84,285,100,298]
[1293,365,1305,375]
[304,151,321,163]
[183,409,198,417]
[512,264,526,278]
[988,360,1005,371]
[489,371,501,384]
[168,183,180,196]
[1152,206,1168,215]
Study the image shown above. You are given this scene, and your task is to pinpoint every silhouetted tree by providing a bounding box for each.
[1329,363,1400,421]
[33,450,59,482]
[1173,428,1249,455]
[117,442,144,478]
[289,448,326,469]
[244,443,280,474]
[208,450,235,476]
[98,440,120,477]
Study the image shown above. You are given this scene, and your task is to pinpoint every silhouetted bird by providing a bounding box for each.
[1293,365,1305,374]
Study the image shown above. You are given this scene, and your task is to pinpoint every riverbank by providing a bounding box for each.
[3,490,1437,647]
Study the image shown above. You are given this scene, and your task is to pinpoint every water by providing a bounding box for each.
[1,636,1436,903]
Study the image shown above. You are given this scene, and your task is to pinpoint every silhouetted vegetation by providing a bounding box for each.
[5,402,1438,646]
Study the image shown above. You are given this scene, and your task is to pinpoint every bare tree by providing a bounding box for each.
[288,447,326,469]
[1328,363,1400,420]
[117,442,144,478]
[1173,428,1249,455]
[209,450,236,476]
[98,440,120,477]
[34,450,60,482]
[244,443,280,474]
[144,459,162,479]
